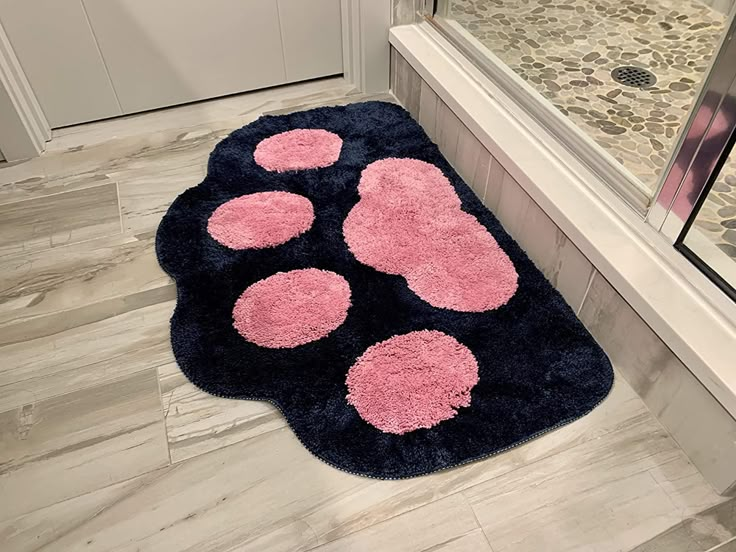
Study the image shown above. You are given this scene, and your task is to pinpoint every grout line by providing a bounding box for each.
[481,153,494,204]
[450,116,461,162]
[462,492,497,552]
[274,0,290,82]
[115,181,124,234]
[78,0,123,114]
[577,267,597,316]
[432,93,440,141]
[154,363,173,466]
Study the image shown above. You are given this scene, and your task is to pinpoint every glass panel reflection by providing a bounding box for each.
[680,137,736,296]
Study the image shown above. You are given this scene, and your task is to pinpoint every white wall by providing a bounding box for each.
[1,0,344,127]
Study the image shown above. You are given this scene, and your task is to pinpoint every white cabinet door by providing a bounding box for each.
[278,0,343,83]
[81,0,288,115]
[2,0,344,126]
[0,0,122,127]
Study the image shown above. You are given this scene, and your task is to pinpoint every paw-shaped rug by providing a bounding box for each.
[156,101,613,479]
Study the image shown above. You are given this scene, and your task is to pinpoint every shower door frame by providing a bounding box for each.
[648,16,736,240]
[667,70,736,301]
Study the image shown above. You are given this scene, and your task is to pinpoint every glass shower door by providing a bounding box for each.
[432,0,732,209]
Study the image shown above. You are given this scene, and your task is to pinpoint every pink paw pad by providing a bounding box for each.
[208,191,314,250]
[343,158,518,312]
[233,268,351,348]
[254,129,342,172]
[346,330,479,434]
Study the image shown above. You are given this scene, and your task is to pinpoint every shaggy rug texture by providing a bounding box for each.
[156,101,613,479]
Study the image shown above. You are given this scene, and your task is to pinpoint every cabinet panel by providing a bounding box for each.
[82,0,287,114]
[278,0,343,82]
[0,0,122,127]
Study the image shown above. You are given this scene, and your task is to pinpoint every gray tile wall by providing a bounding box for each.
[391,47,736,495]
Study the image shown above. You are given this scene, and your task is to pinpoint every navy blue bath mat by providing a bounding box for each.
[156,101,613,479]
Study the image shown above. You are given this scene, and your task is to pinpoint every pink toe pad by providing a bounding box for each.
[207,191,314,250]
[254,129,342,172]
[346,330,479,434]
[343,158,518,312]
[233,268,351,348]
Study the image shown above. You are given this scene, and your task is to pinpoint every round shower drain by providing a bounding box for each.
[611,66,657,89]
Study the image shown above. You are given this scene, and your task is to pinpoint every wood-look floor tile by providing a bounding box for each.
[0,231,172,346]
[0,167,113,206]
[119,163,208,234]
[3,123,220,217]
[1,376,653,552]
[463,412,724,552]
[159,362,285,463]
[0,368,169,521]
[111,125,230,234]
[0,158,46,194]
[628,497,736,552]
[0,183,121,258]
[0,301,175,412]
[307,494,487,552]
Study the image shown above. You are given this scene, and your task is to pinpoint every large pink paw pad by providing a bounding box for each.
[254,129,342,172]
[233,268,351,348]
[208,191,314,250]
[346,331,479,434]
[343,158,518,312]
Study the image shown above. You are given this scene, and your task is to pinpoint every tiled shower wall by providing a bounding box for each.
[391,48,736,495]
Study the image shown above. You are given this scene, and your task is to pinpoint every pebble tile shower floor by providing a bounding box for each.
[450,0,724,192]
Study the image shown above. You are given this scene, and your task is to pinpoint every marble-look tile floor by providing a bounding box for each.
[1,77,735,552]
[448,0,725,194]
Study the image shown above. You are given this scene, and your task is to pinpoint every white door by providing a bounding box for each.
[0,0,343,128]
